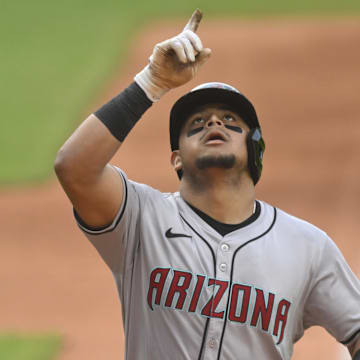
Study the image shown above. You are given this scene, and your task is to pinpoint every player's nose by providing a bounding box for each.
[205,114,224,128]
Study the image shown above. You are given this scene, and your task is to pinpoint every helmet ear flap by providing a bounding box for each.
[246,128,265,185]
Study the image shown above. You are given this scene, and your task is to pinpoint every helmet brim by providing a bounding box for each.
[169,87,260,151]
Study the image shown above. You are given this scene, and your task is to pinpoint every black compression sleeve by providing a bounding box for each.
[94,82,152,142]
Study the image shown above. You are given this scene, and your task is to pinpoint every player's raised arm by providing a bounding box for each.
[54,9,211,229]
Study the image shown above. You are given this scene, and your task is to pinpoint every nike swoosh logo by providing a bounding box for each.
[165,228,192,239]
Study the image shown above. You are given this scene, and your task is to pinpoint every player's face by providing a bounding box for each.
[173,104,250,178]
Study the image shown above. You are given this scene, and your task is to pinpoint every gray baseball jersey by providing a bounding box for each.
[75,167,360,360]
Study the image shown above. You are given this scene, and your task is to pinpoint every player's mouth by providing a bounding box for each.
[202,129,228,145]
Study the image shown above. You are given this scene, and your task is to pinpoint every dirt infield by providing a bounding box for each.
[1,18,360,360]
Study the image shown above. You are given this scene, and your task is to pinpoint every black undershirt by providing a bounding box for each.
[186,200,261,236]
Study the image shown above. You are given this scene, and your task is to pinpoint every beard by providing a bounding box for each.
[195,154,236,170]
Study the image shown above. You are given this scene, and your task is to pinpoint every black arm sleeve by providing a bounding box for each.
[94,82,152,142]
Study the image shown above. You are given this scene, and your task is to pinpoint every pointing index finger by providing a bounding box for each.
[183,9,203,33]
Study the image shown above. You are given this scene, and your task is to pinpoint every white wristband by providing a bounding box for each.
[134,65,169,102]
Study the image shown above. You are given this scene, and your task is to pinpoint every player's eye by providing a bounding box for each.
[192,117,205,125]
[223,114,236,122]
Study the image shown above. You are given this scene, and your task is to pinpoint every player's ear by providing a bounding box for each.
[170,150,182,172]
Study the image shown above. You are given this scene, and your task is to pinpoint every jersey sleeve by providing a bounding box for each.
[73,167,148,277]
[303,233,360,346]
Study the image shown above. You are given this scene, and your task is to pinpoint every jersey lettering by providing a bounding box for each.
[273,299,291,344]
[165,270,193,309]
[188,274,206,312]
[201,278,228,318]
[147,267,170,310]
[147,267,291,344]
[228,283,251,323]
[250,289,275,331]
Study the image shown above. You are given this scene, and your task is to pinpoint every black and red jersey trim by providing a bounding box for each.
[74,171,128,235]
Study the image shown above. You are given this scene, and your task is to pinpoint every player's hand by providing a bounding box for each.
[149,9,211,89]
[134,9,212,102]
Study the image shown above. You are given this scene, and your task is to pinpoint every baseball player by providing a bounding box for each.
[55,9,360,360]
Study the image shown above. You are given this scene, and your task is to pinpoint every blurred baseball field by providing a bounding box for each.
[1,0,360,184]
[1,1,360,360]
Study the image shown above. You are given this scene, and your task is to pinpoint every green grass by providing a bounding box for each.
[0,333,62,360]
[1,0,360,185]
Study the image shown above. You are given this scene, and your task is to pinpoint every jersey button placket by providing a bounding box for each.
[221,243,229,252]
[219,242,230,273]
[202,242,231,359]
[208,337,216,349]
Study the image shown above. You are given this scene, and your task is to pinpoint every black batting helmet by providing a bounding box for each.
[169,82,265,184]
